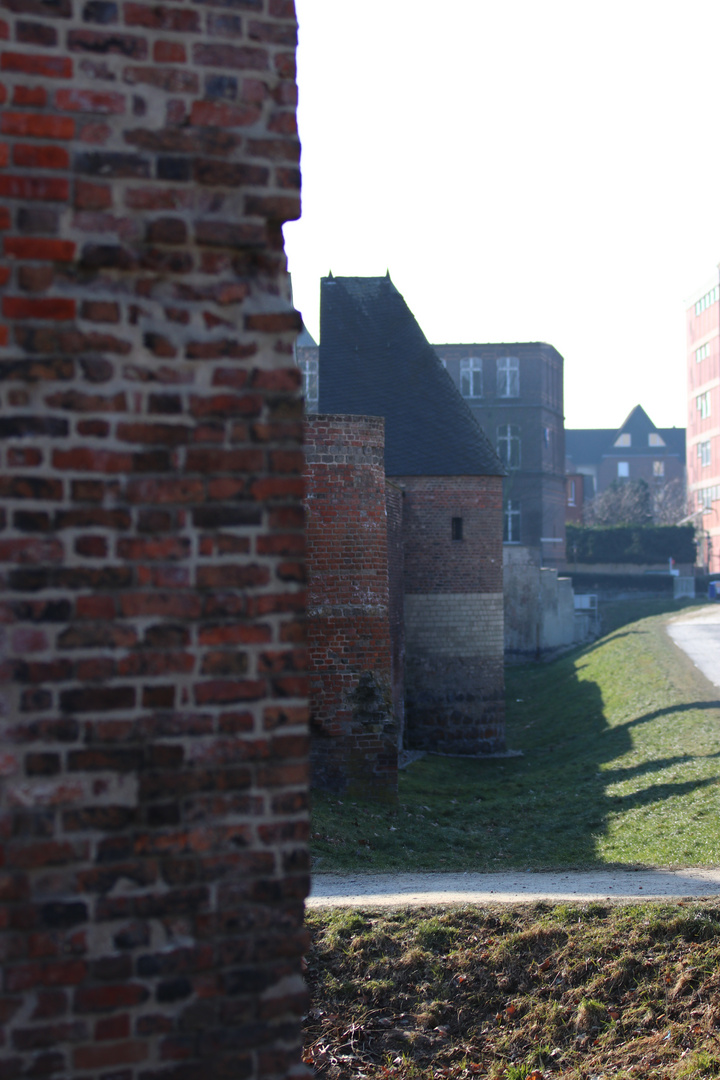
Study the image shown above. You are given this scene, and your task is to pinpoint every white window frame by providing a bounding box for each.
[460,357,483,399]
[503,500,521,543]
[496,356,519,398]
[299,356,318,412]
[695,285,720,316]
[698,441,712,468]
[653,460,665,477]
[697,391,712,420]
[497,424,521,469]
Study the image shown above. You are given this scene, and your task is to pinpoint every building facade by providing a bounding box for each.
[686,275,720,572]
[308,275,506,757]
[566,406,686,527]
[433,342,567,569]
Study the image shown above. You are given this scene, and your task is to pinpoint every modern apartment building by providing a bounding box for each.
[686,274,720,572]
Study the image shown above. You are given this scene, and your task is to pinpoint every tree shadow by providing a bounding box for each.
[619,701,720,731]
[602,750,720,785]
[482,643,720,870]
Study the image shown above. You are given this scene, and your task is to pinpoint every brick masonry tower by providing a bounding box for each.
[304,414,397,799]
[317,276,506,757]
[0,2,309,1078]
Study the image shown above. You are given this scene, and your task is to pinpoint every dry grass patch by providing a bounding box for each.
[304,901,720,1079]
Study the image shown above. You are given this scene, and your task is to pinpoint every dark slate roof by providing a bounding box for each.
[296,325,317,348]
[566,405,685,466]
[318,275,503,477]
[565,428,614,466]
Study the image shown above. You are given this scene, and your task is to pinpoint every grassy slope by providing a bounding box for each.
[305,901,720,1079]
[311,599,720,872]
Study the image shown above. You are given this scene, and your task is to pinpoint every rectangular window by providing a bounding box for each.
[568,479,576,506]
[503,500,521,543]
[698,441,712,468]
[497,356,519,397]
[697,391,712,420]
[653,460,665,477]
[698,486,719,512]
[496,424,521,469]
[695,285,720,316]
[451,517,463,541]
[299,356,318,412]
[460,357,482,398]
[617,461,629,478]
[696,342,710,363]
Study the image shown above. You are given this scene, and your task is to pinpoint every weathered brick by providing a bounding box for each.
[15,19,58,45]
[67,28,147,55]
[11,143,69,169]
[0,1,309,1074]
[56,87,125,112]
[0,51,72,76]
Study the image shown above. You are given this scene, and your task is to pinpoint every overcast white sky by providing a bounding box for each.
[283,0,720,430]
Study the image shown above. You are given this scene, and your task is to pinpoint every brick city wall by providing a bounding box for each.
[304,415,397,799]
[0,2,310,1078]
[385,480,404,749]
[396,475,505,755]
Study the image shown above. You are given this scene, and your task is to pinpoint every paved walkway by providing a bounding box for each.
[307,868,720,907]
[667,602,720,690]
[309,605,720,909]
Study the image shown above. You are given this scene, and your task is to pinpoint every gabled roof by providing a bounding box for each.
[296,325,317,348]
[318,274,503,477]
[566,404,685,466]
[613,404,657,445]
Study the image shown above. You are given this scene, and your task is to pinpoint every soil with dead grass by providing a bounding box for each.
[304,901,720,1079]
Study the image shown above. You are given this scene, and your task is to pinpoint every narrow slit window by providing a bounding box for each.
[451,517,463,541]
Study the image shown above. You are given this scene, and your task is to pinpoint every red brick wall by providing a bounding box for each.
[385,480,405,748]
[0,3,309,1077]
[396,474,505,755]
[398,475,503,594]
[305,415,397,798]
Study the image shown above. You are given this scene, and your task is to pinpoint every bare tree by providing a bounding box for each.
[584,477,689,526]
[584,479,653,526]
[652,477,689,525]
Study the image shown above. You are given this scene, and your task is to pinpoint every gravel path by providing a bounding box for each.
[308,605,720,909]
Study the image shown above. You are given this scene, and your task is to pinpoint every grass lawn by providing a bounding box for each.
[310,598,720,872]
[304,900,720,1079]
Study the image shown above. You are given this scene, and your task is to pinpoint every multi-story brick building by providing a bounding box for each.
[433,342,567,569]
[307,274,506,757]
[686,274,720,571]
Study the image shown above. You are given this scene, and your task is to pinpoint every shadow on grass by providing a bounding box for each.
[621,700,720,728]
[602,750,720,784]
[311,605,720,873]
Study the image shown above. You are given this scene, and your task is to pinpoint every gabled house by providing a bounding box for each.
[566,405,686,504]
[308,273,506,758]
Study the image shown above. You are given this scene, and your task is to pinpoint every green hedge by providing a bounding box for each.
[566,524,696,565]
